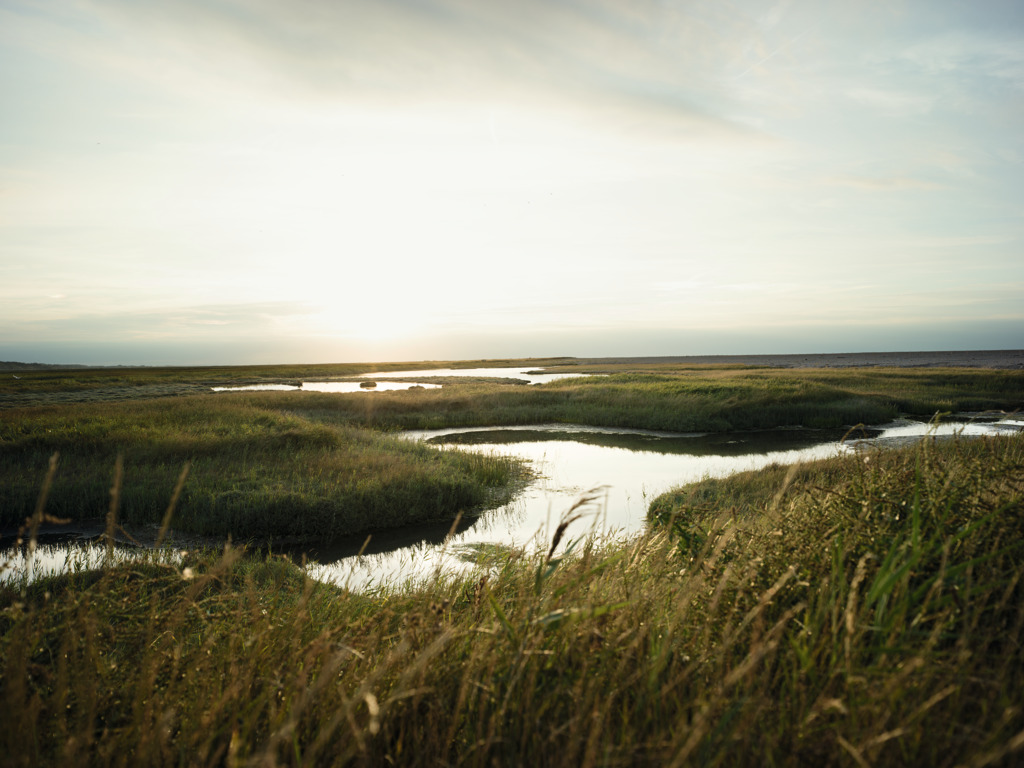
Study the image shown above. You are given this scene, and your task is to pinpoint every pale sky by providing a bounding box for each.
[1,0,1022,365]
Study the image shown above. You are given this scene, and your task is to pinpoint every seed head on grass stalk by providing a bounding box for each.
[18,451,68,595]
[546,486,607,562]
[104,453,123,565]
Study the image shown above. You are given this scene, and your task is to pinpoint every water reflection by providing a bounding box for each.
[307,427,854,589]
[1,540,181,585]
[280,514,478,563]
[870,418,1024,443]
[7,416,1020,589]
[357,367,592,385]
[212,381,442,393]
[418,423,871,456]
[211,366,589,394]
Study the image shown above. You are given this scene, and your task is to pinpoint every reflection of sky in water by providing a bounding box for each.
[212,381,441,393]
[211,366,588,393]
[308,433,849,590]
[1,541,182,585]
[875,419,1023,439]
[9,417,1021,590]
[357,367,591,385]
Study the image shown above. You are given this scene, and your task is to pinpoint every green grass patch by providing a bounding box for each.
[272,367,1022,432]
[0,397,525,540]
[4,362,1021,432]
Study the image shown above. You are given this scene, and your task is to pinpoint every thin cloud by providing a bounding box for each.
[69,0,767,141]
[823,174,945,190]
[2,301,316,342]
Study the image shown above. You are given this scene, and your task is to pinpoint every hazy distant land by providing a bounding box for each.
[579,349,1024,369]
[2,349,1023,372]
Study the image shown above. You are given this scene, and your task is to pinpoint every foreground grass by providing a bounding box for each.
[2,435,1022,766]
[0,397,524,539]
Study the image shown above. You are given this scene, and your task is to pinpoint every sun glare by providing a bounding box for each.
[311,298,434,342]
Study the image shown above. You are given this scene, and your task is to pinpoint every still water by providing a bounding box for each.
[356,367,592,385]
[305,425,854,590]
[211,365,593,393]
[212,381,442,393]
[4,416,1020,588]
[305,416,1024,589]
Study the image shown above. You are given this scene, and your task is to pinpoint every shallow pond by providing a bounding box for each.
[357,367,593,385]
[212,381,442,393]
[209,366,588,393]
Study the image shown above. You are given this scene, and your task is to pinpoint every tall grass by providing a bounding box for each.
[0,397,525,539]
[2,434,1022,766]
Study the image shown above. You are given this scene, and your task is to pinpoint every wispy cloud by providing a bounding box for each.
[2,0,1022,362]
[1,301,315,342]
[823,174,945,190]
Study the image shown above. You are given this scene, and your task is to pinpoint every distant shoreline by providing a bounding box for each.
[577,350,1024,369]
[2,349,1023,372]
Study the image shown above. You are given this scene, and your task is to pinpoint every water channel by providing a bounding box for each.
[302,416,1023,590]
[4,364,1021,588]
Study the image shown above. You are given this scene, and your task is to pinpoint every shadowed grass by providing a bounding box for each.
[0,396,525,540]
[2,434,1022,766]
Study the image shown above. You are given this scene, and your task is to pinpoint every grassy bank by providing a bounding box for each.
[2,363,1020,541]
[0,357,574,408]
[4,363,1022,429]
[214,366,1023,434]
[2,434,1022,766]
[0,396,524,540]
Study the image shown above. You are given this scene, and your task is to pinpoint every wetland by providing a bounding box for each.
[2,355,1024,766]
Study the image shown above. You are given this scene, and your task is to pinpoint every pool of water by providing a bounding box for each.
[209,365,588,393]
[212,381,442,393]
[357,367,592,385]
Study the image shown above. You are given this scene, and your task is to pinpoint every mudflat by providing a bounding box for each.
[579,349,1024,369]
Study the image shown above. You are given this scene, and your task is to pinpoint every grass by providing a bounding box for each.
[4,361,1022,427]
[2,361,1020,540]
[0,357,575,405]
[1,359,1022,762]
[0,396,525,540]
[196,367,1023,436]
[2,433,1023,766]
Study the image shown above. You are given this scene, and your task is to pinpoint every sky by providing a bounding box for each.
[1,0,1022,365]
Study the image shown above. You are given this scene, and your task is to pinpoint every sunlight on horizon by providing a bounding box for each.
[1,1,1021,364]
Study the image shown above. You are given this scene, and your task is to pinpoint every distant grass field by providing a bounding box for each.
[0,357,574,407]
[202,365,1023,434]
[2,434,1022,766]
